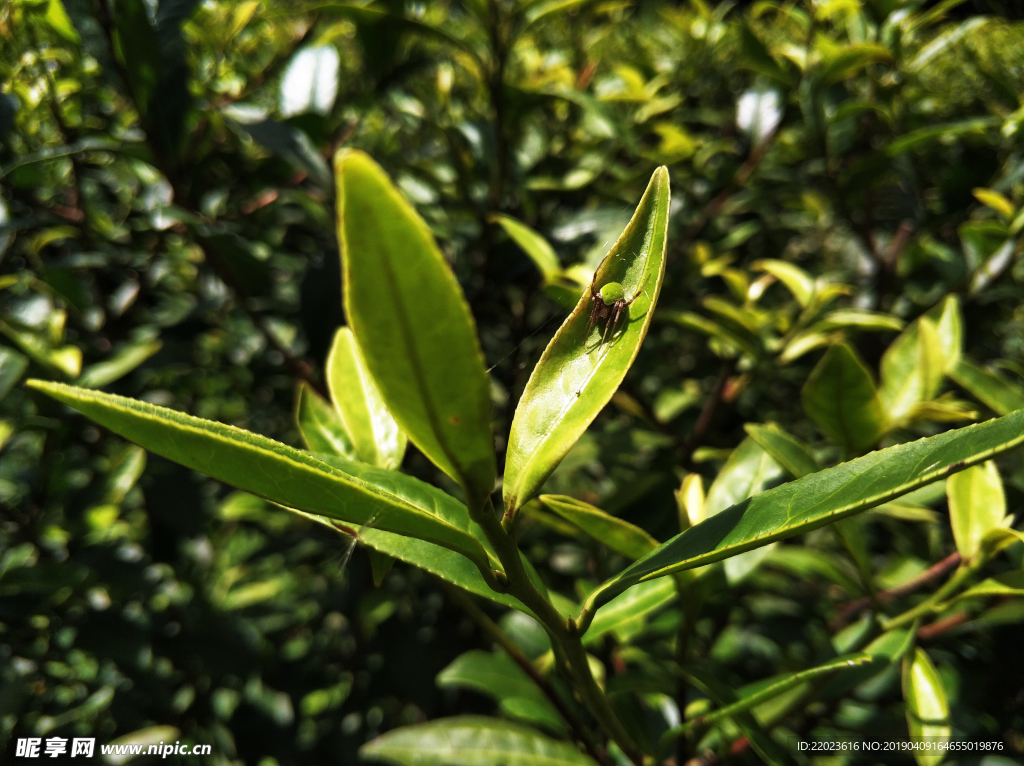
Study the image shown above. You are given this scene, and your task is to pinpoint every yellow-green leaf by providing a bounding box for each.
[326,327,407,469]
[335,150,496,510]
[538,495,659,560]
[503,168,670,515]
[802,343,887,454]
[947,461,1006,561]
[901,648,951,766]
[972,188,1015,219]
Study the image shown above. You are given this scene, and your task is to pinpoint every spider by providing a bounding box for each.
[586,275,649,345]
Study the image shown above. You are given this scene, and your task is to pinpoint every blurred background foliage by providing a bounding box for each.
[2,0,1024,764]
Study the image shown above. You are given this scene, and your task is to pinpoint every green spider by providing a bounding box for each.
[586,274,649,344]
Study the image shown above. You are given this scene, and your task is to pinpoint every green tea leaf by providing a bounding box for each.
[577,409,1024,626]
[952,570,1024,601]
[295,381,357,460]
[26,380,502,587]
[437,650,565,734]
[491,214,560,280]
[947,461,1006,561]
[39,0,80,44]
[77,339,162,389]
[766,546,861,595]
[538,495,658,560]
[972,187,1015,219]
[359,716,598,766]
[0,322,82,379]
[0,345,29,401]
[802,343,887,454]
[367,548,396,587]
[949,356,1024,415]
[503,167,669,514]
[887,116,1000,156]
[752,259,814,307]
[335,150,496,510]
[658,310,760,359]
[902,648,951,766]
[880,317,944,424]
[807,309,905,334]
[683,662,797,766]
[705,437,785,583]
[924,295,963,374]
[661,653,875,751]
[326,327,407,469]
[744,423,821,479]
[582,577,677,647]
[315,516,528,613]
[820,43,892,84]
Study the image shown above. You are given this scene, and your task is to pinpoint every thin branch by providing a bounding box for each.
[441,582,608,766]
[829,551,962,631]
[917,610,969,640]
[681,359,735,466]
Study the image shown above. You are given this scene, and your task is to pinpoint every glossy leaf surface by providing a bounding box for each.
[880,317,944,424]
[359,716,598,766]
[27,381,498,583]
[902,648,951,766]
[582,577,678,647]
[336,150,496,509]
[504,167,670,514]
[296,381,357,460]
[947,461,1006,561]
[437,651,565,733]
[538,495,658,560]
[704,437,785,583]
[950,356,1024,415]
[316,516,528,613]
[952,570,1024,601]
[77,339,162,389]
[744,423,820,479]
[802,343,887,454]
[491,214,560,279]
[579,409,1024,624]
[326,327,407,469]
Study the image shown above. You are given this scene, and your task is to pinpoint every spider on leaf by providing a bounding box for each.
[586,274,649,345]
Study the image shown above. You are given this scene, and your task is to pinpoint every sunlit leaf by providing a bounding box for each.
[360,716,598,766]
[336,150,496,511]
[504,168,669,514]
[902,649,951,766]
[26,381,502,587]
[802,343,887,454]
[577,409,1024,626]
[947,461,1006,561]
[326,327,407,469]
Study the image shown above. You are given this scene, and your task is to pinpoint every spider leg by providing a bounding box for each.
[586,301,600,335]
[604,302,624,344]
[624,275,650,306]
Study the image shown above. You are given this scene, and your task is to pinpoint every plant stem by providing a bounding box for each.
[473,498,646,766]
[443,582,608,766]
[880,563,975,632]
[830,551,962,630]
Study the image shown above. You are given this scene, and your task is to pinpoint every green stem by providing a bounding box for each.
[880,564,976,632]
[471,497,646,766]
[442,582,608,766]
